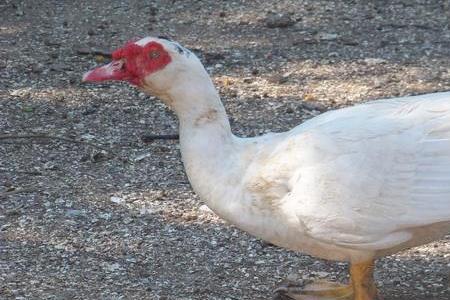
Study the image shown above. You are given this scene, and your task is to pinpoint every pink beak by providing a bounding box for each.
[82,60,125,83]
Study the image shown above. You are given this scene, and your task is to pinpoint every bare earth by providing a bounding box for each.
[1,0,449,299]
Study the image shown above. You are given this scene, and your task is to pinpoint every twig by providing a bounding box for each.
[75,47,112,58]
[141,134,179,142]
[0,187,38,198]
[0,169,42,175]
[0,134,116,156]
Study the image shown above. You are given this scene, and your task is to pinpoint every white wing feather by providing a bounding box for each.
[246,92,450,251]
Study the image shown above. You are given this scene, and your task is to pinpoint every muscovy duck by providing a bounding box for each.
[83,36,450,300]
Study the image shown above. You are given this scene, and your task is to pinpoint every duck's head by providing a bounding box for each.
[82,36,205,98]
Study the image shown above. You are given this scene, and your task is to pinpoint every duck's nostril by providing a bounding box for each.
[111,60,125,70]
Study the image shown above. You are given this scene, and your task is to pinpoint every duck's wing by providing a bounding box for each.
[246,92,450,250]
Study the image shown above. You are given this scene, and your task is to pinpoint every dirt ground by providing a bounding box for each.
[1,0,449,299]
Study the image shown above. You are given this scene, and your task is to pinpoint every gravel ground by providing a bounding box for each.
[1,0,449,299]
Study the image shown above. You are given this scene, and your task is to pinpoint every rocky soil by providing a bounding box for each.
[1,0,449,299]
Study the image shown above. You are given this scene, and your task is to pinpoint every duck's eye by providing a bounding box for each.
[149,50,160,59]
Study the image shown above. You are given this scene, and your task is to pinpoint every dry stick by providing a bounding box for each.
[75,47,112,58]
[0,169,42,175]
[0,133,179,154]
[0,134,115,155]
[0,187,38,198]
[141,134,179,142]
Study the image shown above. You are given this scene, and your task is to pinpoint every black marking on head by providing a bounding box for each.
[170,41,191,57]
[157,35,189,56]
[174,44,185,54]
[158,35,172,41]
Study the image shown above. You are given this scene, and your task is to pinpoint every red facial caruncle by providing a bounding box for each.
[82,40,172,86]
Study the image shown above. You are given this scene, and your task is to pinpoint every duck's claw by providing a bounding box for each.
[273,280,353,300]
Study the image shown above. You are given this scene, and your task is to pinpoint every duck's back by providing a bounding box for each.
[243,92,450,258]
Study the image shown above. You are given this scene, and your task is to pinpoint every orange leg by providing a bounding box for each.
[273,260,382,300]
[350,260,381,300]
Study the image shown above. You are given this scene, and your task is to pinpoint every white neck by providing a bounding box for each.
[163,70,241,214]
[148,63,295,247]
[169,74,231,130]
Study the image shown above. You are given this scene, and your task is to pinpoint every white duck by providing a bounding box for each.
[83,36,450,300]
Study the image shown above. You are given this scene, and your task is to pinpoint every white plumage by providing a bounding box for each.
[83,36,450,299]
[183,92,450,264]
